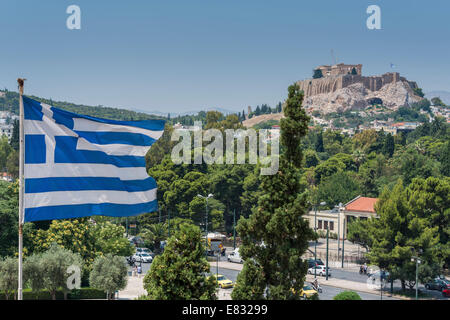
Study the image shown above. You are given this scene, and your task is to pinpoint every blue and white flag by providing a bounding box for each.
[23,96,165,222]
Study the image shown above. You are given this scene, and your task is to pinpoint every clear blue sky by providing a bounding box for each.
[1,0,449,113]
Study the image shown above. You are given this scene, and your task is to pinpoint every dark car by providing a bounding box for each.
[425,277,450,291]
[307,258,324,269]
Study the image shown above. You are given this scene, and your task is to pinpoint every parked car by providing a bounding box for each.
[209,274,234,289]
[132,252,153,263]
[307,258,324,268]
[227,249,243,264]
[299,285,318,299]
[442,287,450,297]
[308,265,331,277]
[136,248,155,258]
[425,277,450,291]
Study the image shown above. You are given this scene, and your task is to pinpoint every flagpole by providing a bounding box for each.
[17,78,26,301]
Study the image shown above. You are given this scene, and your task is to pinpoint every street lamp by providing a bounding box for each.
[314,201,326,278]
[198,194,214,255]
[411,255,422,300]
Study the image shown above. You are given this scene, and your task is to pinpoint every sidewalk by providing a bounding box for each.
[118,276,146,300]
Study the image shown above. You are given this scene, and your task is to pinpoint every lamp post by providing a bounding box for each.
[233,209,236,250]
[411,256,421,300]
[337,203,342,260]
[198,194,214,255]
[314,201,326,278]
[326,226,329,281]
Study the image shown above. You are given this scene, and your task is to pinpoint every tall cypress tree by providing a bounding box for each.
[382,133,395,158]
[231,84,314,300]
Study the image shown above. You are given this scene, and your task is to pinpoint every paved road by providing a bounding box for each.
[209,266,399,300]
[127,256,448,300]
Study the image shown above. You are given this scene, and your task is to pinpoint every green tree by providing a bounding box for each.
[0,257,18,300]
[367,181,440,290]
[40,244,83,300]
[0,181,18,257]
[347,218,374,251]
[441,141,450,176]
[313,69,323,79]
[304,149,320,168]
[143,223,217,300]
[89,254,128,300]
[23,253,45,299]
[382,133,395,158]
[9,119,19,151]
[232,84,314,300]
[6,149,19,179]
[315,131,325,153]
[140,223,167,254]
[0,135,13,170]
[316,171,361,209]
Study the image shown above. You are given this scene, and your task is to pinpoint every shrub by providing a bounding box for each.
[333,291,362,300]
[0,287,105,300]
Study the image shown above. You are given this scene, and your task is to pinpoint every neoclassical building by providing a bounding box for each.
[305,196,378,240]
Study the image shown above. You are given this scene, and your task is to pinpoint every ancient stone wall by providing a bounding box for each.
[297,72,403,97]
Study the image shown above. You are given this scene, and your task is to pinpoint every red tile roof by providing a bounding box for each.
[344,196,378,213]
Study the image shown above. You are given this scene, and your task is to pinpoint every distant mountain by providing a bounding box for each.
[426,91,450,105]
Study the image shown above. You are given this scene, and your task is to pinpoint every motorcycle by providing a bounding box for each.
[311,282,322,293]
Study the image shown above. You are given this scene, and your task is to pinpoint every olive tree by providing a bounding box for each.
[89,254,128,300]
[40,244,83,300]
[23,253,45,299]
[0,257,18,300]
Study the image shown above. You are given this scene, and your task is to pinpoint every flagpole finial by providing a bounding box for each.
[17,78,26,94]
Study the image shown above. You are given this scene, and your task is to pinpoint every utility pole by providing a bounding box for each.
[198,194,213,255]
[314,201,326,278]
[380,270,383,300]
[341,219,345,268]
[233,209,236,250]
[314,205,317,278]
[326,226,329,281]
[412,256,421,300]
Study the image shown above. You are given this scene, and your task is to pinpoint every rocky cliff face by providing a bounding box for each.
[302,81,422,114]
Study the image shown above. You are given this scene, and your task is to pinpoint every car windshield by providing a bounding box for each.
[303,286,312,290]
[217,276,226,281]
[141,253,150,257]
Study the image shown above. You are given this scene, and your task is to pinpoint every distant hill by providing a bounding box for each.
[426,91,450,105]
[0,90,165,121]
[242,113,284,128]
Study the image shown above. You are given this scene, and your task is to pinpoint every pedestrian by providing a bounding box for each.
[364,263,367,275]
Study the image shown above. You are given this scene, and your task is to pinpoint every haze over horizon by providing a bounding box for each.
[1,0,449,114]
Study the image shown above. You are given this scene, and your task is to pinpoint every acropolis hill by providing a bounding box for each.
[297,63,423,114]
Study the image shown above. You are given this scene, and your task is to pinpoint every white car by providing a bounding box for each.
[227,250,243,264]
[133,253,153,263]
[308,265,331,277]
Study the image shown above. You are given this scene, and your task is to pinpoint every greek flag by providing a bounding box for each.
[23,96,165,222]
